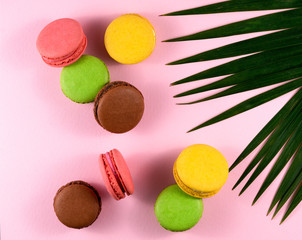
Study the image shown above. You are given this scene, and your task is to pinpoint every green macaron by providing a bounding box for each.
[60,55,110,103]
[154,184,203,232]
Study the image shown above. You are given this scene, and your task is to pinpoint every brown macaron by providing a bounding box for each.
[94,81,144,133]
[53,181,101,229]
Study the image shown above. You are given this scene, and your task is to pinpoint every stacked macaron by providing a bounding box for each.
[154,144,229,232]
[36,14,156,133]
[36,18,87,67]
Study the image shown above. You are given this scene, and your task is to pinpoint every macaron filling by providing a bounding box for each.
[173,166,218,198]
[105,151,126,194]
[42,36,87,66]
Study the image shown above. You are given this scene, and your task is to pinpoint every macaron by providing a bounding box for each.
[105,14,156,64]
[53,180,101,229]
[94,81,144,133]
[173,144,229,198]
[99,149,134,200]
[60,55,110,103]
[36,18,87,67]
[155,184,203,232]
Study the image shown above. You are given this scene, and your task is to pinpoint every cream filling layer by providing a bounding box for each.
[105,152,125,193]
[42,36,87,65]
[173,164,220,197]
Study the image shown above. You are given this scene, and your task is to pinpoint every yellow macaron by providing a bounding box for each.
[105,13,156,64]
[173,144,229,198]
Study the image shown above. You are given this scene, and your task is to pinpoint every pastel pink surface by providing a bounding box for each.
[0,0,301,239]
[36,18,87,66]
[111,149,134,195]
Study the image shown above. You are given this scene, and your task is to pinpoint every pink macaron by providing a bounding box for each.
[99,149,134,200]
[36,18,87,67]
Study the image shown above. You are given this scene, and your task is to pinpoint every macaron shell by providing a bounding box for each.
[111,149,134,195]
[94,81,144,133]
[174,144,229,193]
[60,55,110,103]
[173,165,219,198]
[105,14,156,64]
[154,184,203,232]
[37,18,85,59]
[53,181,101,229]
[42,36,87,67]
[99,154,125,200]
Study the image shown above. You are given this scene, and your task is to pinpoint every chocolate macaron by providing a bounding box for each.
[53,181,101,229]
[94,81,144,133]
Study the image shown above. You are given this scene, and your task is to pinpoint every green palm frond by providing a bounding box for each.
[163,0,302,16]
[164,0,302,223]
[165,8,302,42]
[168,28,302,66]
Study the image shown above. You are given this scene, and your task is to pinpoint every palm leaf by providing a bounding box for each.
[171,43,302,85]
[280,184,302,224]
[164,0,302,222]
[174,55,302,99]
[168,28,302,65]
[272,167,302,220]
[231,100,302,190]
[163,0,302,16]
[238,109,302,195]
[186,67,302,103]
[253,124,302,204]
[186,79,302,131]
[267,147,302,214]
[165,8,302,42]
[230,89,302,171]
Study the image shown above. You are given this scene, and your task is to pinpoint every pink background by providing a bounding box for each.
[1,0,301,239]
